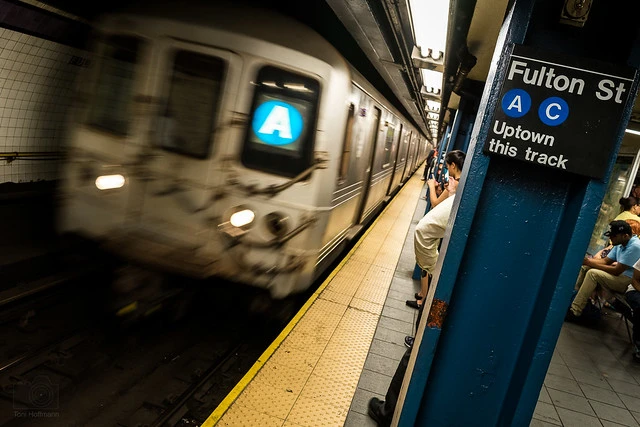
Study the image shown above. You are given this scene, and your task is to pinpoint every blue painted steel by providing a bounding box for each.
[447,109,463,153]
[396,0,640,425]
[451,97,475,153]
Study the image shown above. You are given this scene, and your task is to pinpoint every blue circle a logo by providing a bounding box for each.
[251,101,304,145]
[501,89,531,118]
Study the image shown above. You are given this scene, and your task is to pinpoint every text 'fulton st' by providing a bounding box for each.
[507,59,628,103]
[488,120,567,168]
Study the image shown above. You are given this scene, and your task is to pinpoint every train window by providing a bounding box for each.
[242,66,319,177]
[382,125,395,168]
[87,35,141,136]
[339,104,355,181]
[159,51,224,158]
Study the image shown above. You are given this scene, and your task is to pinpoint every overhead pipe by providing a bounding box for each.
[452,43,478,95]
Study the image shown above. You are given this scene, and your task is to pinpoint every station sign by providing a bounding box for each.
[483,44,636,179]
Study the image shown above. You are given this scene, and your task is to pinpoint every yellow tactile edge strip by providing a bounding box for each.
[202,172,422,427]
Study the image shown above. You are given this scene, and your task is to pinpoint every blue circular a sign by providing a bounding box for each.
[251,101,303,146]
[501,89,531,118]
[538,97,569,126]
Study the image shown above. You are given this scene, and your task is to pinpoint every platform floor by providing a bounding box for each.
[206,171,640,427]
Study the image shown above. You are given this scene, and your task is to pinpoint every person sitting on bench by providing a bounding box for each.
[566,220,640,323]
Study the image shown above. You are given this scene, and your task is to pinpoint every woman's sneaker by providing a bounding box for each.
[404,336,414,348]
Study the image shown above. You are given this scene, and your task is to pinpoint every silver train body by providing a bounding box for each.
[58,4,430,298]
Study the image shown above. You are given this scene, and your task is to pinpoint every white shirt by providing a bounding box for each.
[414,195,454,272]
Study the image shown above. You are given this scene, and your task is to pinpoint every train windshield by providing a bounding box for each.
[158,51,224,158]
[242,66,319,177]
[87,35,141,135]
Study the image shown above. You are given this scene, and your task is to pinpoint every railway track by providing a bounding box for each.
[0,269,287,427]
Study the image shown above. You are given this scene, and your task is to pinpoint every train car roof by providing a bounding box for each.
[102,1,426,140]
[105,1,347,72]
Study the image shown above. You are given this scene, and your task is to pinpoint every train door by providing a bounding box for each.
[130,39,242,246]
[387,123,404,194]
[408,134,418,173]
[402,131,414,181]
[323,102,362,244]
[354,106,382,223]
[399,129,411,182]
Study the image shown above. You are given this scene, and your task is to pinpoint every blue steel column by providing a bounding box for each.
[451,96,476,153]
[396,0,640,426]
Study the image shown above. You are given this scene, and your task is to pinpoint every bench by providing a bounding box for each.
[610,292,635,345]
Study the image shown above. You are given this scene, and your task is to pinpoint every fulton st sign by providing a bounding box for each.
[483,44,636,179]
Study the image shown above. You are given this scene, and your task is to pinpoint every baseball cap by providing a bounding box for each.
[604,220,632,237]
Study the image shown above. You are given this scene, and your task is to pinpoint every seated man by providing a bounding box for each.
[629,261,640,360]
[567,220,640,323]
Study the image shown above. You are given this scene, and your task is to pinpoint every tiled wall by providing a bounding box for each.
[0,27,88,183]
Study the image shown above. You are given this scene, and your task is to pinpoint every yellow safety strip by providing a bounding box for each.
[202,183,407,426]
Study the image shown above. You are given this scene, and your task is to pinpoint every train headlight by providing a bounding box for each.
[264,212,290,238]
[230,209,255,228]
[95,174,125,190]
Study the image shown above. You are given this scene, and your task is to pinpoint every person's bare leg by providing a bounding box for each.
[417,272,430,307]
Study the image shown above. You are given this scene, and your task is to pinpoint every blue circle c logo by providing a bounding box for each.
[501,89,531,118]
[251,101,303,145]
[538,97,569,126]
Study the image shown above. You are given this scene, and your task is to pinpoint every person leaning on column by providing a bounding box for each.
[566,220,640,324]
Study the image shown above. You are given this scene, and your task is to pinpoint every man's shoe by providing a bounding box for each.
[406,300,421,309]
[564,309,582,323]
[404,336,414,348]
[565,309,598,327]
[368,397,387,426]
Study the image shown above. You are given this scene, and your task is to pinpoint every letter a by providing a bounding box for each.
[508,95,522,112]
[258,105,292,138]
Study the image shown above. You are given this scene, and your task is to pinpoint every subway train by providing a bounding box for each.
[58,3,431,299]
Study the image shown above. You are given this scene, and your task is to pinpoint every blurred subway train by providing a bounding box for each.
[58,2,431,299]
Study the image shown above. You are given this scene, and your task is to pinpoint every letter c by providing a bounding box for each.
[545,103,561,120]
[539,97,569,126]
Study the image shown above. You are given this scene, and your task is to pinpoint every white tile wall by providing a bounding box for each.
[0,27,88,183]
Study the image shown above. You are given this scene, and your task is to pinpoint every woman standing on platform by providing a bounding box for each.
[422,149,437,181]
[407,150,466,309]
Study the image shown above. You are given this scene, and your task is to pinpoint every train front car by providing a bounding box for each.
[58,5,352,298]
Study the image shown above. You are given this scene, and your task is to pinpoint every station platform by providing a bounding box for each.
[204,172,640,427]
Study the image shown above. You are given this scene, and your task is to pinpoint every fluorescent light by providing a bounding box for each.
[95,174,125,190]
[421,69,443,93]
[625,129,640,136]
[409,0,450,60]
[426,100,441,112]
[284,83,312,93]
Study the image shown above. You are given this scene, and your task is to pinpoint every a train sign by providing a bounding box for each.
[251,100,303,146]
[483,44,636,179]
